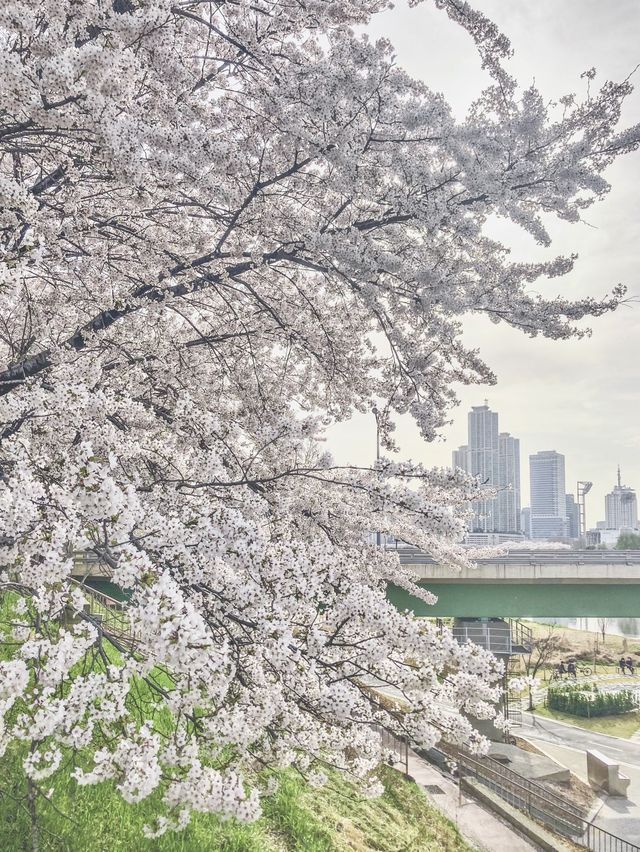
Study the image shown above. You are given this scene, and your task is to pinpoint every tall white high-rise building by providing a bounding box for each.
[453,404,521,533]
[529,451,568,540]
[452,445,469,472]
[497,432,521,533]
[467,404,499,531]
[604,468,638,529]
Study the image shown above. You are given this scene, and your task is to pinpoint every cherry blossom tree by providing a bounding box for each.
[0,0,638,837]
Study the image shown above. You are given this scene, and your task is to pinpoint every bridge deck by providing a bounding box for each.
[392,550,640,617]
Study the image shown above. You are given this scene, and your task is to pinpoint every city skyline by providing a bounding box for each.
[458,408,639,537]
[330,396,637,537]
[450,402,639,540]
[329,0,640,526]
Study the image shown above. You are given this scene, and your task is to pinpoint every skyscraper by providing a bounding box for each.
[565,493,580,540]
[604,468,638,529]
[467,404,499,531]
[452,445,469,472]
[454,404,521,534]
[497,433,521,533]
[529,451,568,540]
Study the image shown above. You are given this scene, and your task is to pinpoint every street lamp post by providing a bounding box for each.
[577,481,593,538]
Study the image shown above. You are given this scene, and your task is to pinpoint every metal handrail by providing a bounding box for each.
[451,624,515,654]
[448,743,585,817]
[69,578,141,645]
[441,742,640,851]
[372,723,409,776]
[582,822,640,852]
[509,618,533,651]
[457,749,583,831]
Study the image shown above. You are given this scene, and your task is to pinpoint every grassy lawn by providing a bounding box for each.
[525,620,640,662]
[532,705,640,739]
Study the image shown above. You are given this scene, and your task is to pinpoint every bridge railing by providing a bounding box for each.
[396,548,640,566]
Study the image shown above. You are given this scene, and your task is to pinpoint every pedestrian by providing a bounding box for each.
[557,661,566,679]
[567,660,577,679]
[627,656,635,676]
[620,656,627,676]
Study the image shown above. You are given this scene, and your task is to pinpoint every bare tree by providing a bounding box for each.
[597,618,607,644]
[523,628,564,710]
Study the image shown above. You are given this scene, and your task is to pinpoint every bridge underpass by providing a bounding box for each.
[390,550,640,617]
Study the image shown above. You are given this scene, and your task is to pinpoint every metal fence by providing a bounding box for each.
[453,746,585,836]
[451,623,513,654]
[440,744,640,852]
[582,822,640,852]
[372,724,409,776]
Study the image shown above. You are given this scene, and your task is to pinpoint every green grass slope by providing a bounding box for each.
[0,753,470,852]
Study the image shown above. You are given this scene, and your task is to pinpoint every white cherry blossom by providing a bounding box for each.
[0,0,638,834]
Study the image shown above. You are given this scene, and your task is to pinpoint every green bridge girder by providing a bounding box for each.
[388,582,640,618]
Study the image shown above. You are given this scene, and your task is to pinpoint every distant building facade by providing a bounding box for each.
[586,527,636,549]
[452,404,521,536]
[497,432,521,534]
[467,404,500,532]
[604,468,638,530]
[452,445,469,472]
[565,494,581,540]
[521,507,531,538]
[529,450,568,540]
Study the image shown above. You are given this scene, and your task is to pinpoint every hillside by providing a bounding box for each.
[0,750,471,852]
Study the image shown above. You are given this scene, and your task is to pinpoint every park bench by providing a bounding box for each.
[586,749,630,797]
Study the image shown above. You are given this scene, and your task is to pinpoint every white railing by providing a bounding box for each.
[452,624,514,654]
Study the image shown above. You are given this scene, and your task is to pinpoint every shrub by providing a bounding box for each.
[547,684,638,717]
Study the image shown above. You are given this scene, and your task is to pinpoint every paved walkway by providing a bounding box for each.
[398,750,539,851]
[521,711,640,845]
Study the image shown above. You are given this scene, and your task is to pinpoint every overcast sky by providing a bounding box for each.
[327,0,640,528]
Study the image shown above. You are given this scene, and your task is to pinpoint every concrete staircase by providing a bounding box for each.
[70,578,139,648]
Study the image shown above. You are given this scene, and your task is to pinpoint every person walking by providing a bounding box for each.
[620,656,628,676]
[627,656,635,676]
[567,660,577,679]
[557,661,566,679]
